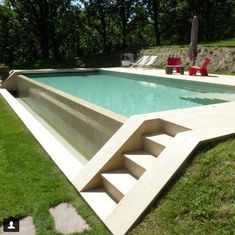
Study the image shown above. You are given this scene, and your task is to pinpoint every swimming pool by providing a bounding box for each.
[27,71,235,117]
[14,70,235,159]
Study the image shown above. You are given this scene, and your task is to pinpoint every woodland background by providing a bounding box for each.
[0,0,234,64]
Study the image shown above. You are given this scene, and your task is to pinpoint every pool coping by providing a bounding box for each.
[101,67,235,87]
[2,67,235,87]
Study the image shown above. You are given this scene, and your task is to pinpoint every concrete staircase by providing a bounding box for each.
[81,132,174,220]
[74,118,191,235]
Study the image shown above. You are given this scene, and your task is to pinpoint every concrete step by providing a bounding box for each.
[101,169,137,202]
[124,151,157,178]
[80,188,117,220]
[143,133,174,156]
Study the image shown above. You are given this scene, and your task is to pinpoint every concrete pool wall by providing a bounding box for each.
[14,73,126,159]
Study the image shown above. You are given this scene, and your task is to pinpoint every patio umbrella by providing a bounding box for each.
[188,16,198,65]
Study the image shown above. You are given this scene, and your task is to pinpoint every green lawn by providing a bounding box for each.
[0,97,109,235]
[129,139,235,234]
[200,38,235,47]
[0,95,235,235]
[145,38,235,48]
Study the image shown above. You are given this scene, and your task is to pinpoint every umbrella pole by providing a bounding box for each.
[193,57,196,66]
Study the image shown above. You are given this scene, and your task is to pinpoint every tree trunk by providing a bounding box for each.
[101,19,107,51]
[152,0,160,46]
[122,23,127,49]
[39,30,49,59]
[50,24,61,59]
[38,0,49,59]
[119,0,127,49]
[97,0,107,52]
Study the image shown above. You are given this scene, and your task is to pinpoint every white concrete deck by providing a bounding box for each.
[102,67,235,86]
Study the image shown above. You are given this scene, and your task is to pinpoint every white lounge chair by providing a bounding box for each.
[143,55,158,67]
[131,55,151,67]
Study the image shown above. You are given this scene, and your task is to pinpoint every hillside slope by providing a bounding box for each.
[141,46,235,73]
[129,137,235,234]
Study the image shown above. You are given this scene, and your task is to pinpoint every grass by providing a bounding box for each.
[129,138,235,234]
[143,38,235,48]
[0,97,110,235]
[0,95,235,234]
[200,38,235,47]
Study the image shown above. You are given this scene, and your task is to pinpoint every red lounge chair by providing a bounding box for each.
[165,56,184,74]
[189,57,211,76]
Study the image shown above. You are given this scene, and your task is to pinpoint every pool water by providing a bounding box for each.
[28,72,235,117]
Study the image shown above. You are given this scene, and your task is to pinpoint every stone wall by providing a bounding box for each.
[140,46,235,73]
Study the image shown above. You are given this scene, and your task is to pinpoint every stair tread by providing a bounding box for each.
[124,151,156,170]
[101,169,137,196]
[144,133,173,147]
[81,188,117,220]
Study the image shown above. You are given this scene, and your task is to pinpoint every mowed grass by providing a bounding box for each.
[130,139,235,234]
[1,95,235,235]
[200,38,235,47]
[0,97,110,235]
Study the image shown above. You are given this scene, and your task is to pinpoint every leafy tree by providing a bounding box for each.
[0,0,234,64]
[176,0,235,42]
[8,0,71,59]
[143,0,178,45]
[80,0,114,52]
[116,0,138,49]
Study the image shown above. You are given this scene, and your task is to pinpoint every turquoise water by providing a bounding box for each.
[28,72,235,117]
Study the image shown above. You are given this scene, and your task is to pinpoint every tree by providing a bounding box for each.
[1,0,234,65]
[177,0,235,42]
[8,0,71,59]
[143,0,178,46]
[81,0,113,52]
[116,0,137,49]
